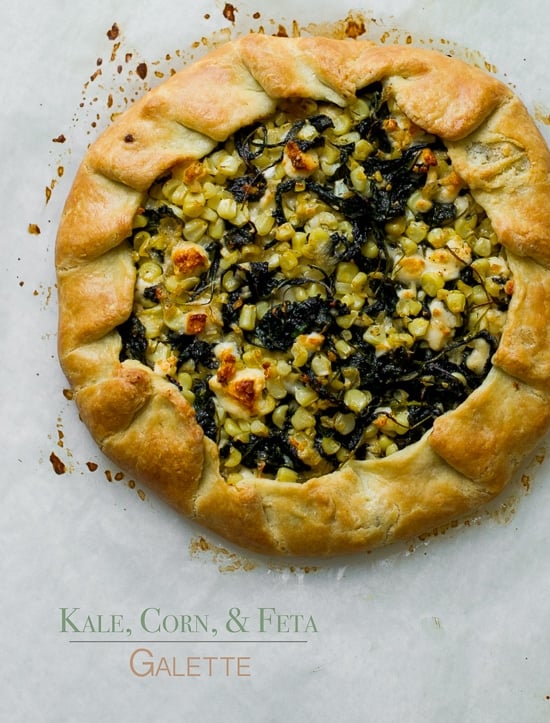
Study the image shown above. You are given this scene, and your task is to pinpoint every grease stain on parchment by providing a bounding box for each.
[188,534,322,575]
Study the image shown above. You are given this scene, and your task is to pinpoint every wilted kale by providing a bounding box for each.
[226,173,267,203]
[193,380,217,440]
[423,201,457,227]
[234,431,309,474]
[234,123,271,165]
[137,204,180,234]
[362,145,428,222]
[242,261,280,300]
[118,314,148,364]
[308,114,335,133]
[254,296,349,351]
[223,222,257,250]
[166,333,218,370]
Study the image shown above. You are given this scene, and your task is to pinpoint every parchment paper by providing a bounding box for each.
[3,1,550,721]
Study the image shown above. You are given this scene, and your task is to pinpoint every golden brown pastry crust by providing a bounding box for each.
[56,35,550,556]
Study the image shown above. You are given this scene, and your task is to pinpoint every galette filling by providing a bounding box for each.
[119,84,513,482]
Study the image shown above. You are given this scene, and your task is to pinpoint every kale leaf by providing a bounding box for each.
[118,314,148,364]
[234,431,309,474]
[254,296,349,351]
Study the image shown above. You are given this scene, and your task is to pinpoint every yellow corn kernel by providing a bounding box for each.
[408,317,429,337]
[455,214,478,238]
[353,138,373,160]
[224,418,241,438]
[272,405,289,429]
[176,372,193,391]
[310,353,331,377]
[333,412,356,436]
[294,384,318,407]
[332,113,352,135]
[351,271,368,292]
[138,261,162,283]
[163,178,185,202]
[471,284,489,306]
[291,407,316,431]
[134,230,152,254]
[421,271,445,297]
[224,447,242,468]
[216,197,238,220]
[400,238,418,256]
[350,165,368,193]
[405,220,429,243]
[427,227,448,249]
[182,218,208,243]
[407,191,433,215]
[334,338,354,358]
[396,298,423,317]
[280,250,299,273]
[336,312,358,329]
[182,192,206,218]
[363,240,379,259]
[133,213,148,229]
[472,236,492,257]
[276,467,298,482]
[208,218,225,240]
[216,152,242,177]
[336,262,360,284]
[446,290,466,314]
[200,206,218,223]
[238,304,257,331]
[363,325,384,346]
[321,436,341,455]
[385,216,407,238]
[291,344,309,368]
[266,373,287,398]
[254,212,275,237]
[250,420,269,436]
[275,222,294,242]
[344,388,371,414]
[389,332,414,348]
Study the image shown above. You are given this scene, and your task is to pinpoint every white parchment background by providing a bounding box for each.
[2,1,550,721]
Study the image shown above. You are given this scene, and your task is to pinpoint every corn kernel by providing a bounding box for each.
[224,447,242,468]
[446,290,466,314]
[272,405,289,429]
[238,304,257,331]
[455,214,478,238]
[138,261,162,283]
[321,436,341,455]
[280,250,299,273]
[421,271,445,297]
[250,420,269,436]
[472,236,492,257]
[291,407,316,430]
[209,218,225,240]
[333,412,356,436]
[294,384,318,407]
[344,388,371,414]
[183,218,208,243]
[406,220,429,243]
[310,353,331,377]
[276,467,298,482]
[275,222,294,241]
[408,317,429,337]
[217,197,238,220]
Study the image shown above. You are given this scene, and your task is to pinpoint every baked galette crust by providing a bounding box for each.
[56,35,550,556]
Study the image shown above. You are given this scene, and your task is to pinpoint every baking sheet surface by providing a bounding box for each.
[3,1,550,721]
